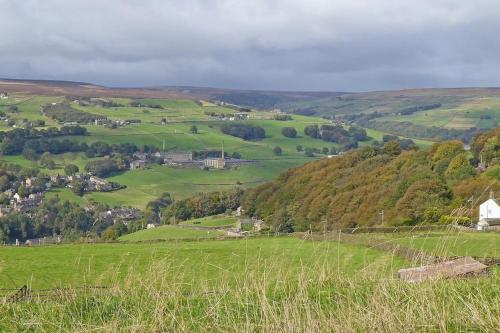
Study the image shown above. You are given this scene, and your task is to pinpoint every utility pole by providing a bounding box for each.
[379,210,384,225]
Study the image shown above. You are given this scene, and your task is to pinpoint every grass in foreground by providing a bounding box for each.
[0,252,497,332]
[0,237,403,290]
[0,233,498,331]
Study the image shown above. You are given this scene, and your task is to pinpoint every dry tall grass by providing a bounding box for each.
[1,249,498,332]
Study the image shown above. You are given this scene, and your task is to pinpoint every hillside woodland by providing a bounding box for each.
[242,128,500,231]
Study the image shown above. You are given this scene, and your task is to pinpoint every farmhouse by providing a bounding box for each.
[88,176,113,191]
[130,160,146,170]
[236,218,266,232]
[478,191,500,230]
[100,207,141,224]
[133,152,148,160]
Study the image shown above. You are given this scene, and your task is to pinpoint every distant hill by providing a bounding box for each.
[242,128,500,231]
[2,78,499,142]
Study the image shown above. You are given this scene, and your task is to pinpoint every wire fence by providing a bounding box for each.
[0,285,108,303]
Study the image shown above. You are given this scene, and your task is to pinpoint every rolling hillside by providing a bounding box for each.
[242,129,500,231]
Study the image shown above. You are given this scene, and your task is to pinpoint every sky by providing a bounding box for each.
[1,0,500,91]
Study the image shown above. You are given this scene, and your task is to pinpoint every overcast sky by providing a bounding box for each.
[1,0,500,91]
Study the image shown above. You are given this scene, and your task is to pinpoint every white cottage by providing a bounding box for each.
[478,191,500,230]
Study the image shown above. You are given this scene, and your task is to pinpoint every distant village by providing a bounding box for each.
[130,144,258,171]
[0,172,134,219]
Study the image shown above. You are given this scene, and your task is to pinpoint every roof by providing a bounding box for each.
[481,198,500,206]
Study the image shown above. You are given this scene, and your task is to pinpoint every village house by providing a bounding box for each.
[88,176,113,192]
[3,189,14,198]
[12,192,43,213]
[236,218,266,232]
[25,177,36,188]
[133,152,148,160]
[94,118,109,126]
[100,207,141,224]
[130,160,146,170]
[0,92,8,100]
[0,206,12,217]
[477,191,500,230]
[476,155,487,173]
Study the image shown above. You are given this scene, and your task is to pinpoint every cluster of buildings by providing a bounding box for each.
[98,207,141,225]
[94,118,141,128]
[0,176,53,216]
[129,145,258,171]
[0,174,120,217]
[207,113,250,121]
[61,174,115,192]
[0,192,44,216]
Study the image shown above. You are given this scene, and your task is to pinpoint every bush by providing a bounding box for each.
[281,127,297,138]
[273,146,283,156]
[64,164,79,176]
[274,114,292,121]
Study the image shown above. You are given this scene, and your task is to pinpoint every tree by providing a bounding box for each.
[445,153,475,180]
[304,147,314,157]
[296,145,303,152]
[40,152,56,169]
[70,179,85,196]
[383,140,401,156]
[190,125,198,134]
[8,106,19,113]
[322,147,329,155]
[64,164,79,176]
[22,148,38,161]
[281,127,297,138]
[273,146,282,156]
[304,125,319,138]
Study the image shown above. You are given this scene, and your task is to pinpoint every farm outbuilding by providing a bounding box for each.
[478,191,500,230]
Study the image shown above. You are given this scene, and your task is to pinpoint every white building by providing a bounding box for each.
[478,191,500,230]
[203,143,225,169]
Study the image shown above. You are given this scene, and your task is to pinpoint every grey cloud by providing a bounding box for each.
[1,0,500,91]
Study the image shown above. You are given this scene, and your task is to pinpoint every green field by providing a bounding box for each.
[375,101,500,130]
[0,233,498,331]
[178,214,237,227]
[0,237,402,289]
[368,231,499,257]
[119,225,225,242]
[1,94,434,208]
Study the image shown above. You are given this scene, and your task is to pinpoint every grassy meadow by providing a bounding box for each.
[119,225,225,242]
[0,231,498,331]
